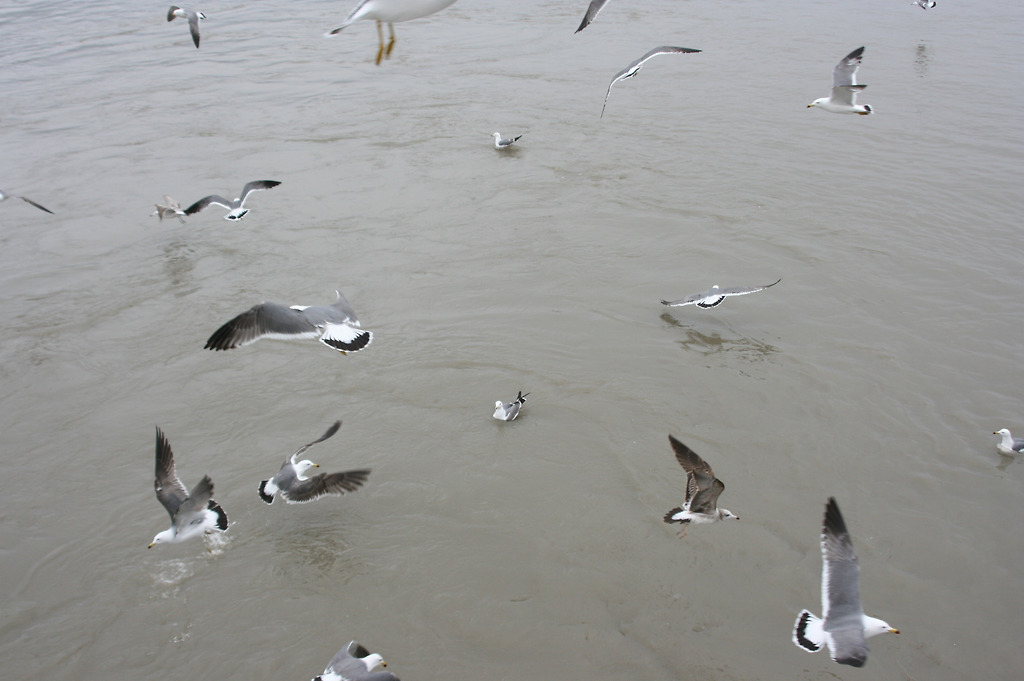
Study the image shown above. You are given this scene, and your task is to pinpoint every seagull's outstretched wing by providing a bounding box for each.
[205,302,321,350]
[820,497,869,666]
[575,0,611,33]
[282,468,371,503]
[237,180,281,207]
[154,427,190,520]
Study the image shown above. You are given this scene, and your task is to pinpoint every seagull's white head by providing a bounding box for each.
[495,400,504,410]
[149,529,175,548]
[808,98,827,109]
[995,428,1012,437]
[294,459,319,478]
[719,509,739,521]
[492,132,501,139]
[361,653,386,671]
[863,616,899,638]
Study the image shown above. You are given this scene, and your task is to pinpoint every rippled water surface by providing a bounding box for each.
[2,1,1023,679]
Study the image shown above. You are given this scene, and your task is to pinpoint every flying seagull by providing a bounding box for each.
[994,428,1024,455]
[184,180,281,221]
[149,427,228,548]
[313,640,400,681]
[0,188,54,214]
[912,1,936,9]
[661,278,781,309]
[601,46,702,118]
[492,132,521,149]
[259,421,371,504]
[574,0,610,33]
[808,46,872,115]
[205,290,373,354]
[167,6,205,49]
[793,497,899,667]
[493,391,529,421]
[663,435,738,537]
[150,195,186,223]
[326,0,459,65]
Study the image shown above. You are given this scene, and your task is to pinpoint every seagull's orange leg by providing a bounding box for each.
[375,20,385,65]
[385,22,396,58]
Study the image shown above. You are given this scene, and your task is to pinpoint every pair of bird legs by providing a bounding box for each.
[374,21,397,65]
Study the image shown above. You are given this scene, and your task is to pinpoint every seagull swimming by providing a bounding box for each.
[326,0,459,65]
[994,428,1024,455]
[663,435,738,537]
[808,46,872,115]
[492,132,521,149]
[258,421,371,504]
[661,278,781,309]
[150,196,186,223]
[912,1,936,9]
[493,391,529,421]
[184,180,280,221]
[313,640,400,681]
[574,0,611,33]
[205,290,373,354]
[149,427,228,548]
[793,497,899,667]
[601,46,702,118]
[0,188,54,214]
[167,6,205,49]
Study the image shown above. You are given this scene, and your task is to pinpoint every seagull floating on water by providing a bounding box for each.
[167,6,205,49]
[206,290,373,354]
[912,0,936,9]
[663,435,738,537]
[184,180,280,221]
[0,188,54,214]
[574,0,611,33]
[492,132,521,149]
[149,427,228,548]
[326,0,458,65]
[808,47,872,115]
[993,428,1024,455]
[661,278,780,309]
[493,391,529,421]
[259,421,371,504]
[793,497,899,667]
[313,640,400,681]
[150,196,186,223]
[601,46,702,118]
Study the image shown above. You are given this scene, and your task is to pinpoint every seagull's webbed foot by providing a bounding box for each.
[676,525,689,539]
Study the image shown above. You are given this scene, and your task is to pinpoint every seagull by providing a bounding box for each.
[493,391,529,421]
[574,0,611,33]
[793,497,899,667]
[492,132,521,149]
[326,0,459,65]
[0,188,54,214]
[663,436,738,537]
[912,1,936,9]
[808,47,872,115]
[150,195,186,223]
[205,290,373,354]
[258,421,371,504]
[601,46,702,118]
[167,6,205,49]
[184,180,281,221]
[149,427,228,548]
[661,278,781,309]
[313,640,400,681]
[994,428,1024,455]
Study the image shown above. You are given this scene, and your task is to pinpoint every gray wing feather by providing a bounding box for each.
[575,0,610,33]
[18,196,54,214]
[820,498,868,665]
[283,469,371,503]
[689,478,724,514]
[237,180,281,206]
[205,302,320,350]
[668,435,717,478]
[187,12,201,48]
[330,290,360,325]
[661,291,705,306]
[719,278,782,296]
[832,47,864,87]
[154,427,189,519]
[602,46,701,118]
[185,195,234,214]
[290,420,342,464]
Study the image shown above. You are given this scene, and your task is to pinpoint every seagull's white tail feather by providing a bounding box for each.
[258,479,277,504]
[793,610,825,652]
[319,324,372,353]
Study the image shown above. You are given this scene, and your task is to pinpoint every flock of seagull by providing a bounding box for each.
[5,0,1014,678]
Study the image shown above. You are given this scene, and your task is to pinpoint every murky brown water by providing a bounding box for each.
[2,1,1023,679]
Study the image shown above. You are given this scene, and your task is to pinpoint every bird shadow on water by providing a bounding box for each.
[267,520,366,579]
[161,238,200,295]
[660,313,779,369]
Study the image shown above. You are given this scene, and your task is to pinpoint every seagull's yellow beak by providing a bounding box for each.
[148,542,155,549]
[806,103,814,108]
[890,628,900,634]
